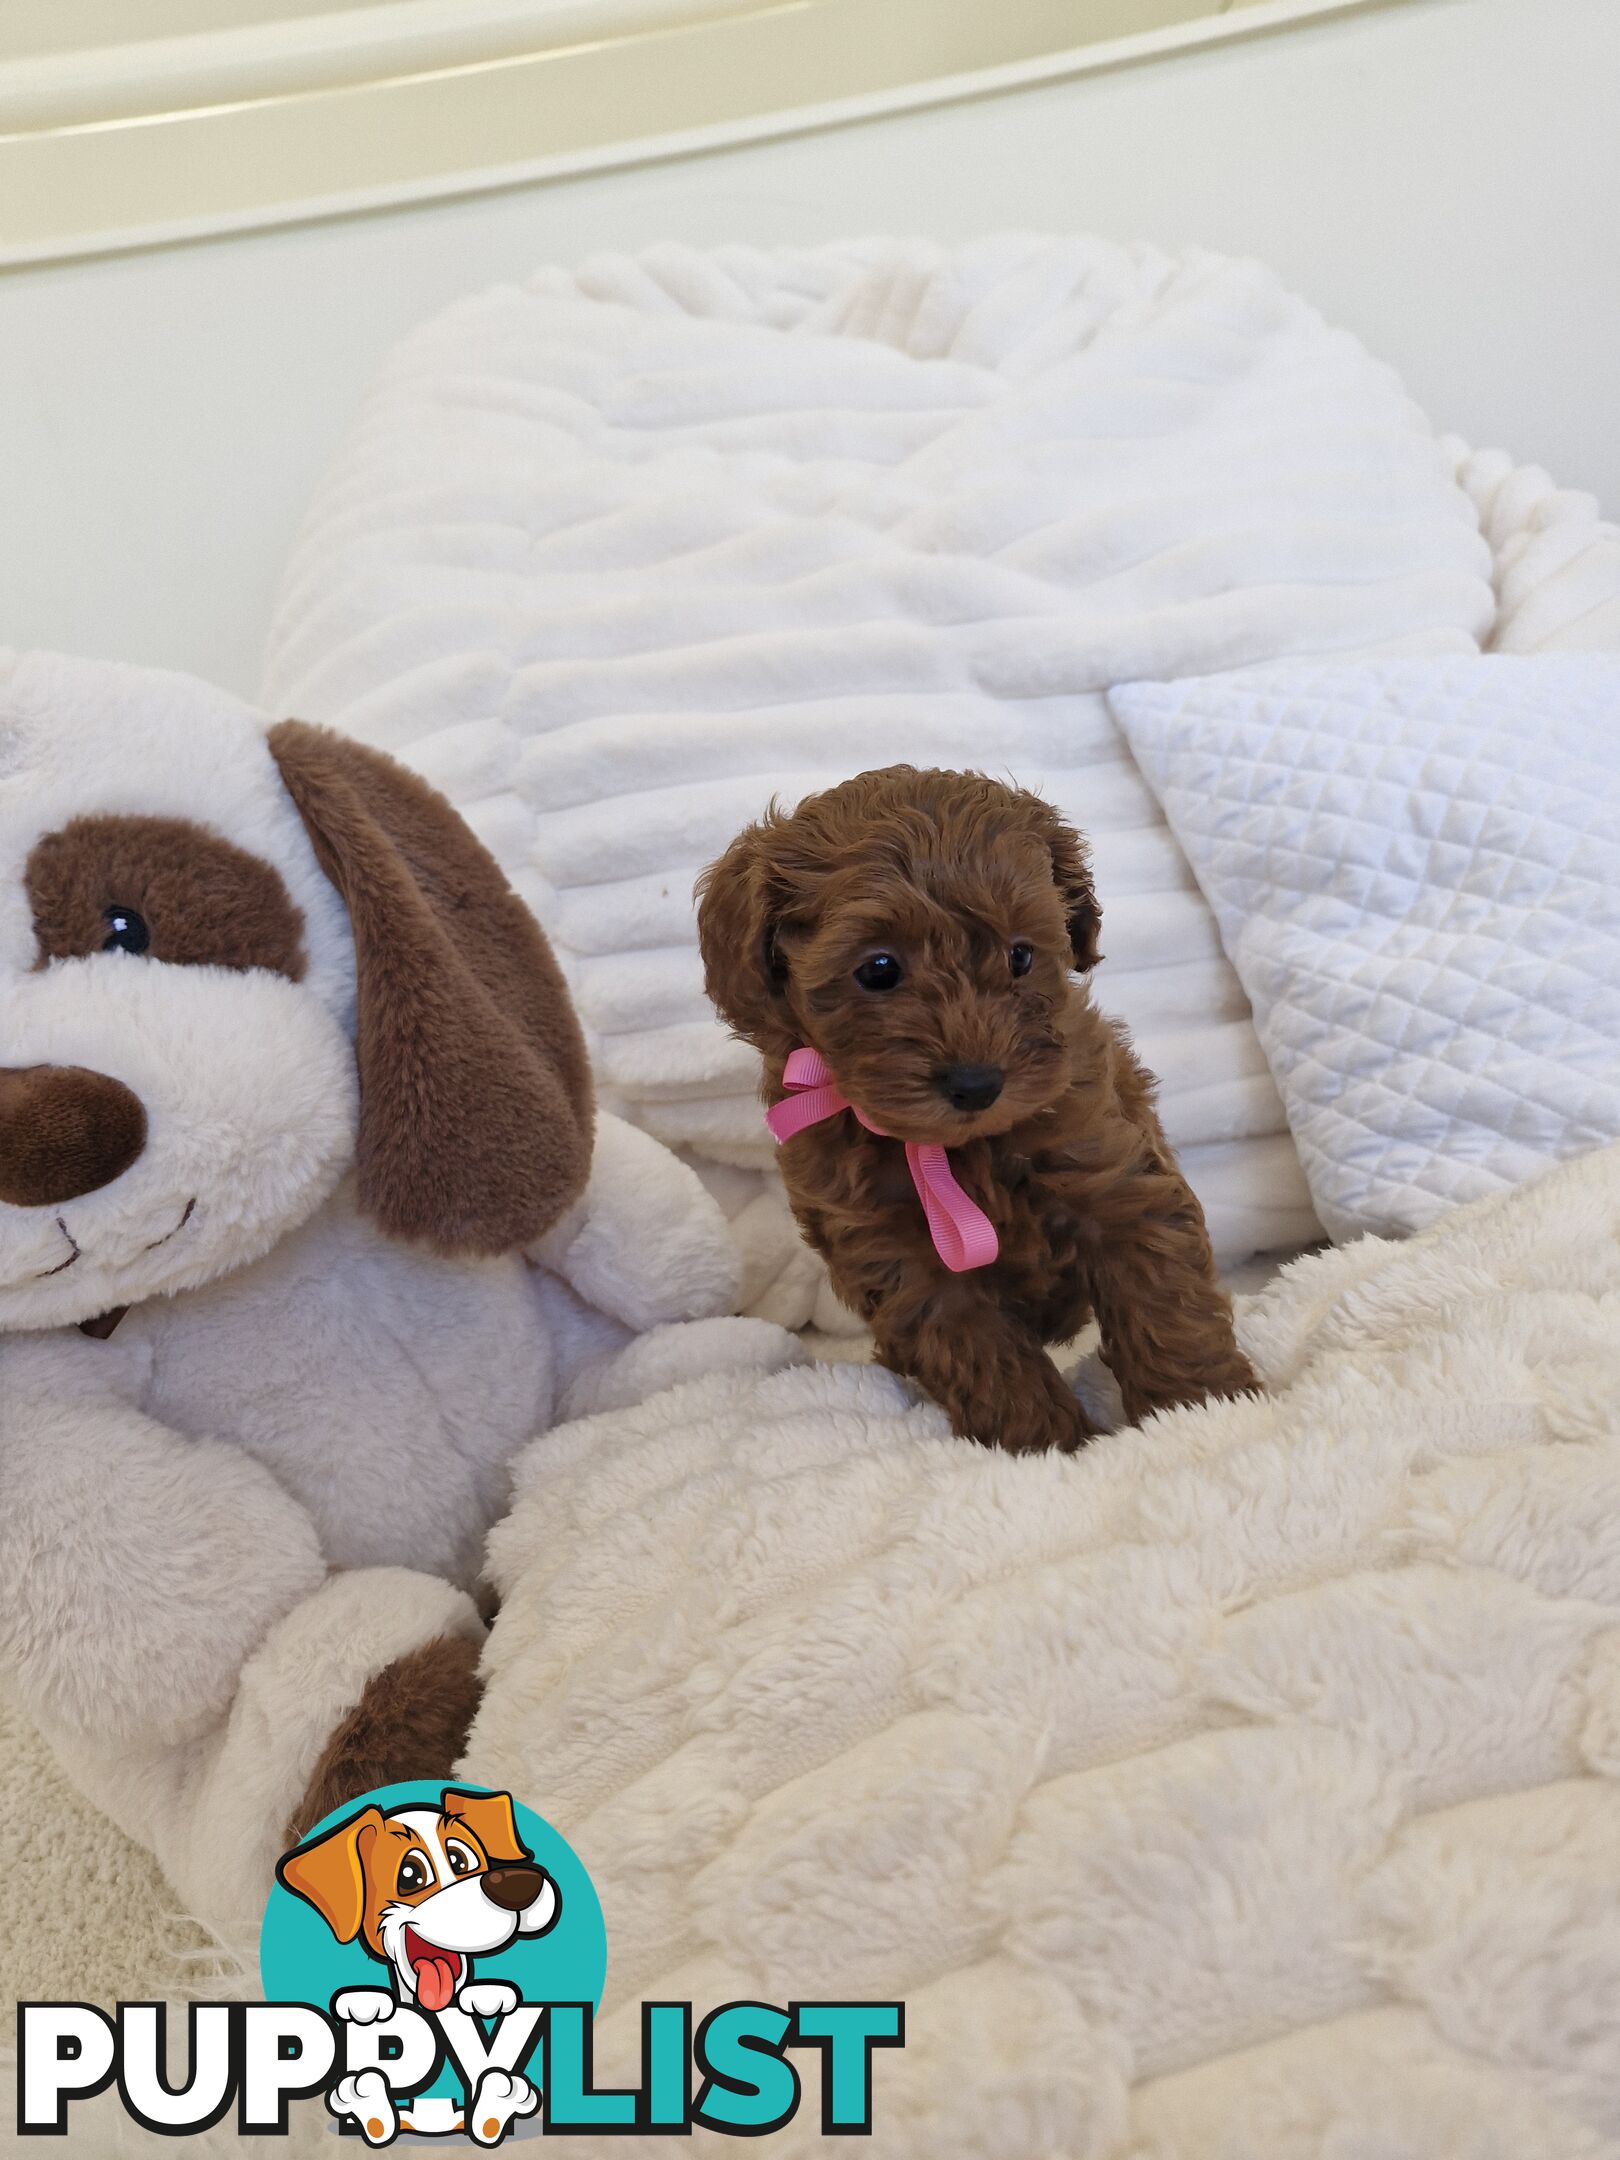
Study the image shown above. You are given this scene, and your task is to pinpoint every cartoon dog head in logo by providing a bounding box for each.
[277,1787,560,2013]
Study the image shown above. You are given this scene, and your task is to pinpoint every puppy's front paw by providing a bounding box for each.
[1037,1408,1098,1455]
[1124,1350,1263,1422]
[333,1988,397,2026]
[330,2069,397,2144]
[1212,1350,1263,1401]
[982,1387,1097,1456]
[468,2068,539,2146]
[459,1980,520,2018]
[1050,1399,1100,1454]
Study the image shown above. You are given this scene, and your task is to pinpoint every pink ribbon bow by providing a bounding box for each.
[764,1046,1000,1274]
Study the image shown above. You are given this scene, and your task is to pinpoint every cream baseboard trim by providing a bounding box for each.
[0,0,1406,269]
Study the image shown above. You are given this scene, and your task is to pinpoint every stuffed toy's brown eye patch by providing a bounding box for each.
[26,814,308,980]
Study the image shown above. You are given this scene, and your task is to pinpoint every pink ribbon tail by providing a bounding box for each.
[903,1142,1000,1274]
[764,1045,999,1273]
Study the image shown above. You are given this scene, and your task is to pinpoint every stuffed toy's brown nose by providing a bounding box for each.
[481,1865,545,1913]
[0,1064,147,1207]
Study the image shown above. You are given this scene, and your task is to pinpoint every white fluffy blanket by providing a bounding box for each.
[262,233,1526,1298]
[468,1143,1620,2158]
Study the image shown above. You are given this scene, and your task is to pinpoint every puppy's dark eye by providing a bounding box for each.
[446,1843,478,1876]
[102,906,150,956]
[1009,941,1035,978]
[397,1854,429,1895]
[854,953,903,993]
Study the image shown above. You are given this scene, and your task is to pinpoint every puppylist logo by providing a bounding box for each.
[16,1781,904,2144]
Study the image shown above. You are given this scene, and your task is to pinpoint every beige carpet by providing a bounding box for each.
[0,1681,209,2012]
[0,1678,285,2156]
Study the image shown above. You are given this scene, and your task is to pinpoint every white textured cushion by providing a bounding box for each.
[1111,656,1620,1239]
[262,235,1506,1283]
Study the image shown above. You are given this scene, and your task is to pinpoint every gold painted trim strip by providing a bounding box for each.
[0,0,1406,269]
[0,0,771,131]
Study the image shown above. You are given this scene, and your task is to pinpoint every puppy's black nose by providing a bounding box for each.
[937,1063,1004,1113]
[0,1065,147,1207]
[481,1865,545,1913]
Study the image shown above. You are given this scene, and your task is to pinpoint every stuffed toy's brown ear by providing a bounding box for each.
[268,720,592,1255]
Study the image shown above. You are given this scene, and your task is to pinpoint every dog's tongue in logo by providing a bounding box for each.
[407,1929,464,2013]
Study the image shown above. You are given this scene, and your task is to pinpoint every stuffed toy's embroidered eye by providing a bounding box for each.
[854,953,903,993]
[1009,940,1034,978]
[396,1851,431,1895]
[446,1840,479,1877]
[102,905,151,955]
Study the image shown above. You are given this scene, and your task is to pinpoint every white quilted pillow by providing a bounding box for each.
[1111,657,1620,1238]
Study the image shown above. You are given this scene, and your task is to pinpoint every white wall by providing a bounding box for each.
[1,0,1614,697]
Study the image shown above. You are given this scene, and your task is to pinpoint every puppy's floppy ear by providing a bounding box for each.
[1019,791,1102,973]
[694,816,794,1050]
[277,1804,385,1944]
[442,1787,531,1865]
[268,721,593,1254]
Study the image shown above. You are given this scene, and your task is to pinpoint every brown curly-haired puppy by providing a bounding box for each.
[696,766,1258,1453]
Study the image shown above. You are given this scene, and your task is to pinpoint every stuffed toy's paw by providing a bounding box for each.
[531,1111,742,1330]
[559,1313,800,1422]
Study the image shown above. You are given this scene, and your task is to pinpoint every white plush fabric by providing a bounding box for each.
[466,1143,1620,2158]
[1111,656,1620,1239]
[1444,438,1620,654]
[261,234,1516,1292]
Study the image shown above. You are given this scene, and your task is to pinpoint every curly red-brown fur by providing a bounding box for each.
[697,766,1258,1452]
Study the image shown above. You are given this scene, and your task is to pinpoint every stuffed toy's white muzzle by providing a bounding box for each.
[1,960,357,1327]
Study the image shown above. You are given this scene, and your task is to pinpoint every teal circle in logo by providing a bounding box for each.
[261,1780,606,2120]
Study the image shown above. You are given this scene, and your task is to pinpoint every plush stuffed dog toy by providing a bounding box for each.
[0,651,781,1937]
